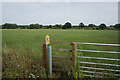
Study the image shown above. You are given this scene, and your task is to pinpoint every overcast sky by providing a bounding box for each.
[1,2,119,25]
[1,0,119,2]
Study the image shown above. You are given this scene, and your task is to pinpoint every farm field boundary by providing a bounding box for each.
[43,42,120,78]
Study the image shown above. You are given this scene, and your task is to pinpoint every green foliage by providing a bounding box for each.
[88,24,96,28]
[78,22,84,29]
[0,25,2,29]
[99,23,106,30]
[114,24,120,30]
[2,22,120,30]
[55,24,63,29]
[62,22,72,29]
[2,23,18,29]
[2,47,47,78]
[29,23,42,29]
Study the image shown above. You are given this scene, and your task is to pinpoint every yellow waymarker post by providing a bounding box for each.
[45,35,50,45]
[45,35,52,76]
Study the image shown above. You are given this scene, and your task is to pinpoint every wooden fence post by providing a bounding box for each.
[43,44,49,71]
[72,42,76,72]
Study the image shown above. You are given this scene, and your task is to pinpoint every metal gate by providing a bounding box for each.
[76,42,120,78]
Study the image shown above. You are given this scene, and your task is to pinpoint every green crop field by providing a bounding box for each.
[2,29,119,78]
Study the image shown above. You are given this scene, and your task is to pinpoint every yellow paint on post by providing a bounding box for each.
[45,35,50,45]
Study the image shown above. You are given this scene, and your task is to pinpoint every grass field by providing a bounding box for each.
[2,29,119,78]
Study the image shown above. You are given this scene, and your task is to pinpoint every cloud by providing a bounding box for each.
[1,0,119,2]
[2,2,117,25]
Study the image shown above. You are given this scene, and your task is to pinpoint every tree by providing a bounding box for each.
[62,22,72,29]
[88,24,95,28]
[114,24,120,30]
[2,23,18,29]
[55,24,63,29]
[78,22,84,29]
[48,25,52,29]
[96,26,100,30]
[29,23,42,29]
[110,25,114,27]
[88,24,96,29]
[99,23,106,30]
[29,24,34,29]
[34,23,42,29]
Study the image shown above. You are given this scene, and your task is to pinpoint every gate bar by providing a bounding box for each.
[77,56,120,61]
[77,49,120,54]
[77,42,120,47]
[78,61,120,67]
[84,74,102,78]
[79,66,120,72]
[82,70,120,76]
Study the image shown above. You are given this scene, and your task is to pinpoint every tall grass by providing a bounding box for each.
[2,29,119,78]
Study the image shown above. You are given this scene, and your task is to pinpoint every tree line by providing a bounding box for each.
[2,22,120,30]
